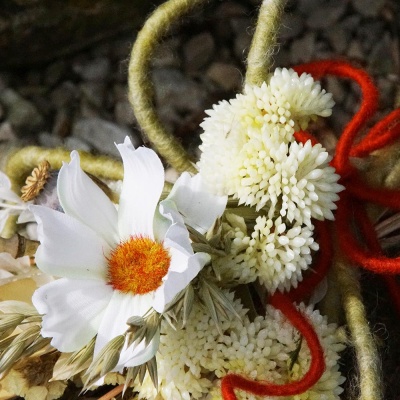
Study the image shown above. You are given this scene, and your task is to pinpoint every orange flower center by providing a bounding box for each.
[107,236,171,295]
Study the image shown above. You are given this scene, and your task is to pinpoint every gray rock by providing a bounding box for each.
[325,77,346,104]
[279,14,305,40]
[357,21,385,53]
[306,2,347,29]
[298,0,320,15]
[206,62,243,91]
[369,33,395,75]
[231,17,253,60]
[377,77,396,108]
[44,60,67,87]
[326,28,348,54]
[114,100,135,126]
[73,57,111,82]
[183,32,215,72]
[38,132,63,148]
[346,40,364,60]
[52,110,72,138]
[152,68,207,113]
[72,117,140,157]
[80,82,106,108]
[0,88,44,133]
[352,0,385,17]
[50,81,79,109]
[290,32,316,64]
[215,2,248,18]
[64,136,93,153]
[0,121,16,142]
[152,37,182,68]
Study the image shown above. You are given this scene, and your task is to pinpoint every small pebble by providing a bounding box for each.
[72,117,140,157]
[183,32,215,72]
[206,62,243,91]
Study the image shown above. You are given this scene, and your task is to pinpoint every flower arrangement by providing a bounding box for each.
[0,1,400,400]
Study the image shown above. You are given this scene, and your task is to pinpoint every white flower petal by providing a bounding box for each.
[94,290,153,360]
[32,278,113,352]
[31,205,111,280]
[167,173,227,234]
[17,208,35,224]
[161,200,193,255]
[116,138,164,240]
[0,210,11,234]
[0,188,23,203]
[58,151,119,247]
[153,252,209,313]
[0,171,11,189]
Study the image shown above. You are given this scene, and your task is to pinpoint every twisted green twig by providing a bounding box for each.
[128,0,207,174]
[333,258,382,400]
[245,0,286,86]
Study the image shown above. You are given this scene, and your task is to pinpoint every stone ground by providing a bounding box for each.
[0,0,399,399]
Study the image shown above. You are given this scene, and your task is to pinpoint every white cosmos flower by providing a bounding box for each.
[0,171,34,234]
[31,137,226,371]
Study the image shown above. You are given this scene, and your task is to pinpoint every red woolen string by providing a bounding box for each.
[294,131,319,146]
[221,293,325,400]
[336,192,400,274]
[293,61,379,177]
[350,108,400,157]
[295,60,400,275]
[353,203,400,317]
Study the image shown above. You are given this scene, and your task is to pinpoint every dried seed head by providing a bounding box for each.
[21,160,51,202]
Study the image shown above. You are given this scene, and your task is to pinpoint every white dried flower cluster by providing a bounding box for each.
[199,68,343,292]
[213,214,319,293]
[135,292,345,400]
[198,68,340,220]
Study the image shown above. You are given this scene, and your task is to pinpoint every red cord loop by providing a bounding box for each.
[221,293,326,399]
[221,60,400,399]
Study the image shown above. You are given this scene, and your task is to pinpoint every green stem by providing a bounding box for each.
[245,0,286,86]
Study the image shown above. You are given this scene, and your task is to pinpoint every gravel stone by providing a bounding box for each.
[206,62,242,91]
[346,40,364,60]
[72,57,111,82]
[0,88,44,133]
[72,117,140,157]
[38,132,63,148]
[80,82,106,108]
[152,37,182,68]
[352,0,385,17]
[183,32,215,72]
[52,110,72,138]
[326,27,348,53]
[114,100,135,126]
[152,68,207,113]
[279,14,305,40]
[0,121,17,142]
[63,136,93,153]
[50,82,79,109]
[369,32,395,75]
[306,2,347,29]
[290,32,316,64]
[44,60,67,87]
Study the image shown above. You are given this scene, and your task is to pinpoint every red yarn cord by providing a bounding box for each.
[221,293,325,399]
[294,61,379,176]
[287,220,333,303]
[346,178,400,210]
[336,193,400,274]
[350,108,400,157]
[354,205,400,317]
[294,131,319,146]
